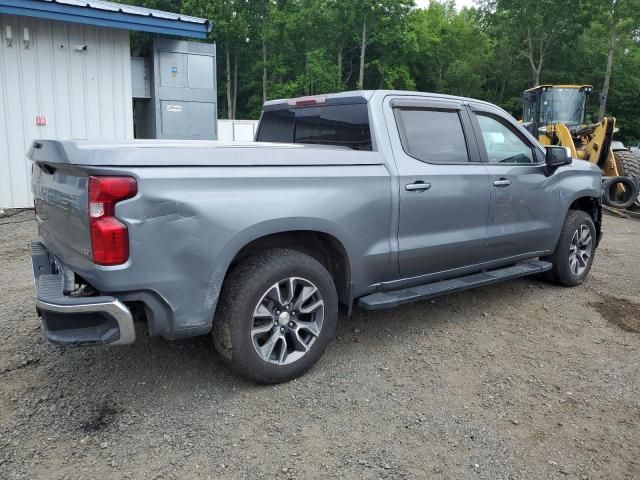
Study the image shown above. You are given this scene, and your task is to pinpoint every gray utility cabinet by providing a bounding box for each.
[134,39,217,140]
[131,57,151,99]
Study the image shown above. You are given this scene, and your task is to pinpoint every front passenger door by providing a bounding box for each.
[470,108,560,262]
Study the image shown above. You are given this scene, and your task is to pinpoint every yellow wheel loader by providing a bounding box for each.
[522,84,640,209]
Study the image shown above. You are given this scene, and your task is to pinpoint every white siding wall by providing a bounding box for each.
[0,14,133,208]
[217,119,259,141]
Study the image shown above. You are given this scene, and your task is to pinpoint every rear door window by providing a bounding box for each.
[257,104,372,150]
[395,109,470,164]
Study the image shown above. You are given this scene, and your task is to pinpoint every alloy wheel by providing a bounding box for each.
[251,277,324,365]
[568,224,592,276]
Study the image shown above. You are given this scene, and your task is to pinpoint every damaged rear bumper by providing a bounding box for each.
[31,241,135,346]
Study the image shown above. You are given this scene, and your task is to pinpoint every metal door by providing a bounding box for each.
[388,97,490,279]
[148,39,217,140]
[469,106,560,261]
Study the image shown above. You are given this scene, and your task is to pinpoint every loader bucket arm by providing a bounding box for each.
[596,117,615,169]
[554,123,578,158]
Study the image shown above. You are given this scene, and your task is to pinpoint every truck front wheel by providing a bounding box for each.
[212,249,338,383]
[544,210,596,287]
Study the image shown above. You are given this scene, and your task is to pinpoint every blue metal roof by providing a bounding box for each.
[0,0,212,39]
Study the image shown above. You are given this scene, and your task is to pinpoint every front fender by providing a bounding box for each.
[551,163,602,250]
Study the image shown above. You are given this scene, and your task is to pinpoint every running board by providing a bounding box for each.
[357,260,552,311]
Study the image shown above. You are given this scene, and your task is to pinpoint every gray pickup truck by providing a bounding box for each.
[29,90,602,383]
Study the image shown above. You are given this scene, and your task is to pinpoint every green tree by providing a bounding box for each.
[183,0,256,119]
[348,0,414,89]
[409,2,491,97]
[480,0,575,87]
[586,0,640,118]
[119,0,640,141]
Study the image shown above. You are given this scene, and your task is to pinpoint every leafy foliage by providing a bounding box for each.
[123,0,640,143]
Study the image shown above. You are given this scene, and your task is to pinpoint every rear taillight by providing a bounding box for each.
[88,176,137,265]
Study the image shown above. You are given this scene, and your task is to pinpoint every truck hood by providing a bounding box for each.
[29,140,383,167]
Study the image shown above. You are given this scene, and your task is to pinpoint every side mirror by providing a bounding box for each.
[545,146,572,168]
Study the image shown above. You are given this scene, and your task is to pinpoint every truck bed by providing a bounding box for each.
[29,140,384,167]
[29,138,393,343]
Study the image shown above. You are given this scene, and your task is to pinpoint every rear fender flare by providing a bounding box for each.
[207,218,356,310]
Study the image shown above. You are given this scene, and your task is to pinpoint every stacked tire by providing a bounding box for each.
[614,149,640,210]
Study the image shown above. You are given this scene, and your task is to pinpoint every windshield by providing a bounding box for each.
[257,103,372,150]
[539,88,587,126]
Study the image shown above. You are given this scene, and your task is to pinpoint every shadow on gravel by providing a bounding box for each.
[36,277,542,411]
[590,293,640,333]
[1,275,559,441]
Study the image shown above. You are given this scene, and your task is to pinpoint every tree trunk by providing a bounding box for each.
[225,44,232,120]
[305,54,310,95]
[232,56,238,120]
[262,40,267,104]
[337,42,343,90]
[526,27,542,87]
[499,77,506,103]
[599,34,616,120]
[358,15,367,90]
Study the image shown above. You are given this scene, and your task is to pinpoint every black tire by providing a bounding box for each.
[544,210,596,287]
[602,176,638,209]
[212,248,338,384]
[614,150,640,210]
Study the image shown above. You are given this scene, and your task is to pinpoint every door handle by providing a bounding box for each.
[493,178,512,187]
[405,181,431,192]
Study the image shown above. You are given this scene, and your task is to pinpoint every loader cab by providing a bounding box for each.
[522,85,592,137]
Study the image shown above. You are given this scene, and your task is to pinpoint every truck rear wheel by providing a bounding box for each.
[544,210,596,287]
[614,150,640,210]
[212,249,338,384]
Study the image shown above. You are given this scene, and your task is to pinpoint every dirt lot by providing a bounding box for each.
[0,210,638,480]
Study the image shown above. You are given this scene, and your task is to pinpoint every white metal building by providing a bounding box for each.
[0,0,210,208]
[217,119,259,141]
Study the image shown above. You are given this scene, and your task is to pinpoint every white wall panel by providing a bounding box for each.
[0,14,133,208]
[217,120,259,141]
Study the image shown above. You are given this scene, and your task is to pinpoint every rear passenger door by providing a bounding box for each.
[388,97,490,279]
[468,106,560,261]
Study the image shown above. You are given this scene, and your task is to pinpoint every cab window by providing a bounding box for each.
[395,109,470,164]
[257,104,372,151]
[476,114,535,164]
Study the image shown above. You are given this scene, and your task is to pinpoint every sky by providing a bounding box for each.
[414,0,476,10]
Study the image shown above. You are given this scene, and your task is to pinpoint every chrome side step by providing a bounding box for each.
[357,260,552,311]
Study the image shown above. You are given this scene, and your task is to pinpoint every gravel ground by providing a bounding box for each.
[0,210,638,480]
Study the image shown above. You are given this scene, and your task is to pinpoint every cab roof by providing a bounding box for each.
[262,89,504,112]
[524,84,593,93]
